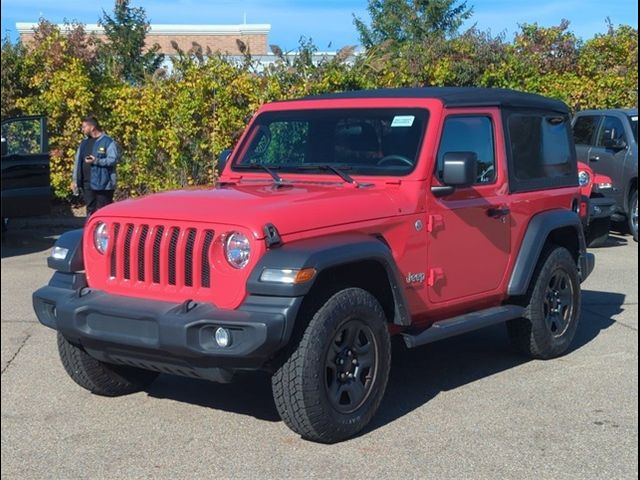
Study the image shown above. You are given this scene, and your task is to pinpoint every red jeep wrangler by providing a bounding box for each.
[34,88,594,443]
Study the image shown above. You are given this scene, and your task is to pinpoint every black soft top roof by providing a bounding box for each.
[297,87,569,114]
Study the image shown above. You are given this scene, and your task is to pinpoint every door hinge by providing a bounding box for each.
[427,214,444,233]
[428,268,444,287]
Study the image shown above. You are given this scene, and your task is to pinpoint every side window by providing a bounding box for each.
[437,116,495,184]
[1,118,44,156]
[573,115,599,145]
[596,116,626,148]
[508,114,573,182]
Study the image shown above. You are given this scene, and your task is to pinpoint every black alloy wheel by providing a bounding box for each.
[324,319,379,414]
[543,270,575,337]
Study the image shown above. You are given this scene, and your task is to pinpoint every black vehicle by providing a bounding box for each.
[1,115,51,220]
[572,109,638,242]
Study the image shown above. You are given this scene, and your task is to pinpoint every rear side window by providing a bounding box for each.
[596,116,626,148]
[573,115,599,145]
[506,113,576,192]
[1,118,44,156]
[436,116,495,184]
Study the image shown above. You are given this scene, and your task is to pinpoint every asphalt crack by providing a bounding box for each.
[1,333,32,375]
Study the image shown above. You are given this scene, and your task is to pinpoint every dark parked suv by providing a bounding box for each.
[1,115,51,221]
[572,109,638,242]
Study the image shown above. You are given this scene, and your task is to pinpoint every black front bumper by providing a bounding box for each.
[588,196,616,222]
[33,273,302,382]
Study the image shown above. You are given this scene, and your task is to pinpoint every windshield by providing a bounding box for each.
[628,114,638,143]
[233,108,428,176]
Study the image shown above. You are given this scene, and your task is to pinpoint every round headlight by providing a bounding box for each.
[93,222,110,254]
[578,170,591,187]
[224,232,251,269]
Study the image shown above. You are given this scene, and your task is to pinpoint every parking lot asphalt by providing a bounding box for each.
[1,227,637,480]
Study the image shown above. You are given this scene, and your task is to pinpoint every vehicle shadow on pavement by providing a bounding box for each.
[146,371,280,422]
[362,288,623,437]
[140,290,623,428]
[1,228,70,259]
[592,233,629,249]
[577,289,626,348]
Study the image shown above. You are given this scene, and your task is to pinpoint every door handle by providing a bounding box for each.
[487,206,510,218]
[589,156,600,162]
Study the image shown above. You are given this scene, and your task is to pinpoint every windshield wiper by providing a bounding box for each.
[235,163,287,186]
[294,164,363,187]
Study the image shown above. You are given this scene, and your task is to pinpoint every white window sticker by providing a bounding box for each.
[391,115,415,127]
[632,116,638,121]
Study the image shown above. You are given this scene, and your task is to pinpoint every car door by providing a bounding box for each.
[1,116,50,218]
[427,109,511,305]
[572,114,601,166]
[589,115,628,208]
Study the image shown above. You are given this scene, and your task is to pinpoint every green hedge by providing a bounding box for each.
[1,21,637,200]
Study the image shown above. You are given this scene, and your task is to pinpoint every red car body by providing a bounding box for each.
[577,161,616,246]
[84,98,580,325]
[35,88,595,443]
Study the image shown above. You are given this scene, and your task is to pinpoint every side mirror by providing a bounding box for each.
[1,137,7,157]
[612,138,627,150]
[216,149,232,175]
[442,152,478,187]
[603,128,627,150]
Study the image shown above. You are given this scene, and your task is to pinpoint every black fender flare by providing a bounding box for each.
[507,209,587,296]
[246,233,411,325]
[47,228,84,272]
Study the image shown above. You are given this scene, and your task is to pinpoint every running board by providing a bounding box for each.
[402,305,525,348]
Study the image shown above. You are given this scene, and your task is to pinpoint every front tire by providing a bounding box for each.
[57,333,159,396]
[507,246,581,359]
[272,288,391,443]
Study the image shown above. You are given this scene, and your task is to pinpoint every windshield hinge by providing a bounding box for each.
[263,223,282,248]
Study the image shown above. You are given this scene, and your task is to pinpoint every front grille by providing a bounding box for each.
[109,222,215,291]
[123,224,134,279]
[137,225,149,282]
[152,226,164,284]
[184,229,197,287]
[168,227,180,285]
[201,230,215,288]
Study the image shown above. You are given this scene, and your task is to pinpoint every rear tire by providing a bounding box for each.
[507,246,581,359]
[586,217,610,248]
[272,288,391,443]
[57,333,159,396]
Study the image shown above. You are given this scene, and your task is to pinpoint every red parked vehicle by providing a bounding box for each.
[577,161,616,247]
[34,88,594,443]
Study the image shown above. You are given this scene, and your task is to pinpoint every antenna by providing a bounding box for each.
[243,12,247,24]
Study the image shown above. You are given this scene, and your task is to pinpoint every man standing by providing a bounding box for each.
[71,115,119,217]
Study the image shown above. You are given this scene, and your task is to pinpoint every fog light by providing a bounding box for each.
[215,327,231,348]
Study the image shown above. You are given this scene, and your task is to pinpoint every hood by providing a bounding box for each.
[97,181,403,238]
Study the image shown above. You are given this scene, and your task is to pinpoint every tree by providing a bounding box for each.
[354,0,473,48]
[98,0,164,84]
[1,37,30,118]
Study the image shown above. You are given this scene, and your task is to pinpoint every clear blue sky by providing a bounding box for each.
[1,0,638,50]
